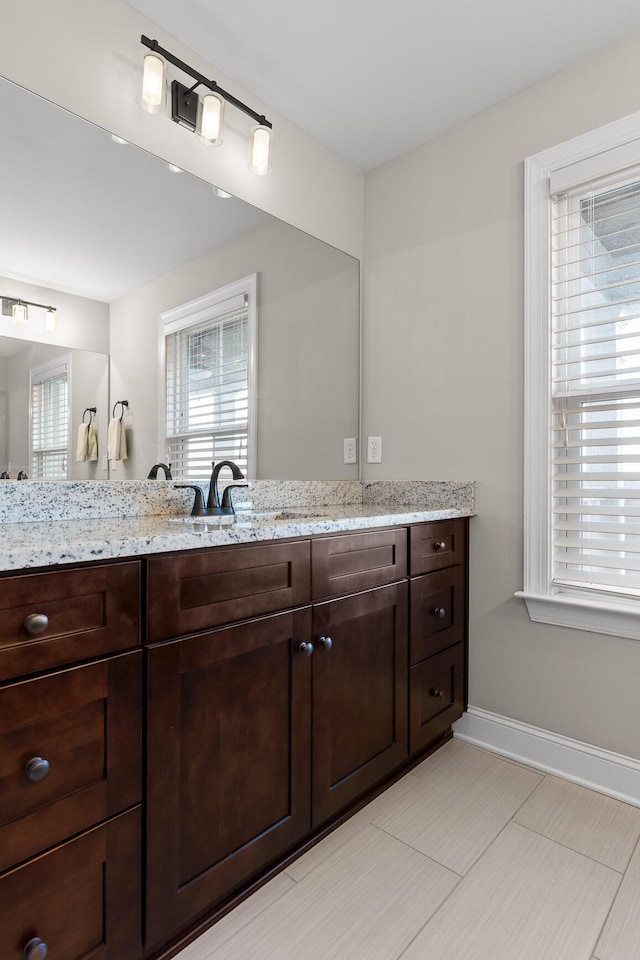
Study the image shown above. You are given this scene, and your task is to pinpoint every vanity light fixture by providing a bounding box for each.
[2,296,57,329]
[140,36,273,174]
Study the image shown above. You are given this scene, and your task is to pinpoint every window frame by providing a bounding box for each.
[158,275,258,481]
[521,111,640,640]
[29,354,71,481]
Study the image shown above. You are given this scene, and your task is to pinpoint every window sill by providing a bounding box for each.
[515,591,640,641]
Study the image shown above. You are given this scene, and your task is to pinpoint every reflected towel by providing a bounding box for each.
[87,422,98,461]
[107,418,128,461]
[76,423,89,462]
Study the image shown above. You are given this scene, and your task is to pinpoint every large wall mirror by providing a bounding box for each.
[0,76,360,481]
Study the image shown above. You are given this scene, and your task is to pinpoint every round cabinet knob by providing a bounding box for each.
[433,541,447,551]
[25,757,50,783]
[298,641,314,657]
[433,607,446,619]
[431,689,444,700]
[24,939,48,960]
[318,636,333,650]
[24,613,49,636]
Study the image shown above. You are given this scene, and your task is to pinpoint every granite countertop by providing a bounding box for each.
[0,502,474,573]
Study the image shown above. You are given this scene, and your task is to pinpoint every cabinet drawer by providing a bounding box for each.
[0,651,142,873]
[409,519,467,576]
[409,644,464,755]
[147,540,311,642]
[311,528,407,600]
[0,806,141,960]
[410,567,465,664]
[0,561,140,681]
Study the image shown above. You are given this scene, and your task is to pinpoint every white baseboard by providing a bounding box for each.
[453,706,640,808]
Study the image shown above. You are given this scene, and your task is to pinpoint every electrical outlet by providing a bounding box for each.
[111,459,117,471]
[344,437,357,464]
[367,436,382,463]
[102,455,108,471]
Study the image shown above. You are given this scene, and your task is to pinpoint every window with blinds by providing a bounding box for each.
[165,292,252,481]
[31,359,69,480]
[552,171,640,597]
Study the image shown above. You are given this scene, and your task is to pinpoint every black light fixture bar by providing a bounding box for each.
[141,35,272,129]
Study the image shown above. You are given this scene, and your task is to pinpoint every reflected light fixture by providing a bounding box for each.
[141,51,166,114]
[11,301,27,326]
[2,296,57,329]
[140,36,273,174]
[213,186,232,199]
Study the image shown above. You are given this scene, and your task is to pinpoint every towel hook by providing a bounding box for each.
[82,406,97,424]
[112,400,129,420]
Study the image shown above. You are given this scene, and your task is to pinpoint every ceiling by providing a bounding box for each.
[128,0,640,171]
[0,78,269,303]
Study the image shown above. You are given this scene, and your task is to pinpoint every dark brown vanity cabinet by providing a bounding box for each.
[0,561,143,960]
[0,518,468,960]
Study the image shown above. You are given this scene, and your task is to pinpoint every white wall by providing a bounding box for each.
[0,276,110,354]
[110,218,360,480]
[363,30,640,759]
[0,0,362,259]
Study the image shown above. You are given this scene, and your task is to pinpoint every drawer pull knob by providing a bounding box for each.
[318,636,333,650]
[298,641,314,657]
[431,689,444,699]
[433,607,446,619]
[24,939,48,960]
[24,613,49,635]
[433,541,447,551]
[25,757,50,783]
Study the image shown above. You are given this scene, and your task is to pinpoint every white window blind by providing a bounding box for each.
[31,360,69,480]
[552,168,640,597]
[165,298,250,480]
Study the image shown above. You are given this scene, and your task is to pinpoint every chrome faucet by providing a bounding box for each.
[207,460,248,512]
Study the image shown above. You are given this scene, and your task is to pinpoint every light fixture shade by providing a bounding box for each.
[45,308,57,332]
[249,125,272,176]
[141,52,166,114]
[197,93,224,145]
[11,301,28,326]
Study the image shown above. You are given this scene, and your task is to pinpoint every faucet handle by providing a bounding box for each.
[220,482,249,511]
[174,484,206,516]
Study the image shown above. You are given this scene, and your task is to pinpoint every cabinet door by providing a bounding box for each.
[146,608,312,947]
[0,806,140,960]
[312,582,408,827]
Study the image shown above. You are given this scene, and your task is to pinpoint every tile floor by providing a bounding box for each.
[175,739,640,960]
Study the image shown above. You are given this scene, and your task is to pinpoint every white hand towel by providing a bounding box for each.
[108,418,128,461]
[87,422,99,461]
[76,423,89,462]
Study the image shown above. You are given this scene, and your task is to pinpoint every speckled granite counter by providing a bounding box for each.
[0,501,475,573]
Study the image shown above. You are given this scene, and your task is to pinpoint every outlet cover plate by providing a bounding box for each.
[344,438,357,464]
[367,436,382,463]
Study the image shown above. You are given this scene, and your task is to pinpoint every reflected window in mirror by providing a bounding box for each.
[30,356,70,479]
[163,275,257,481]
